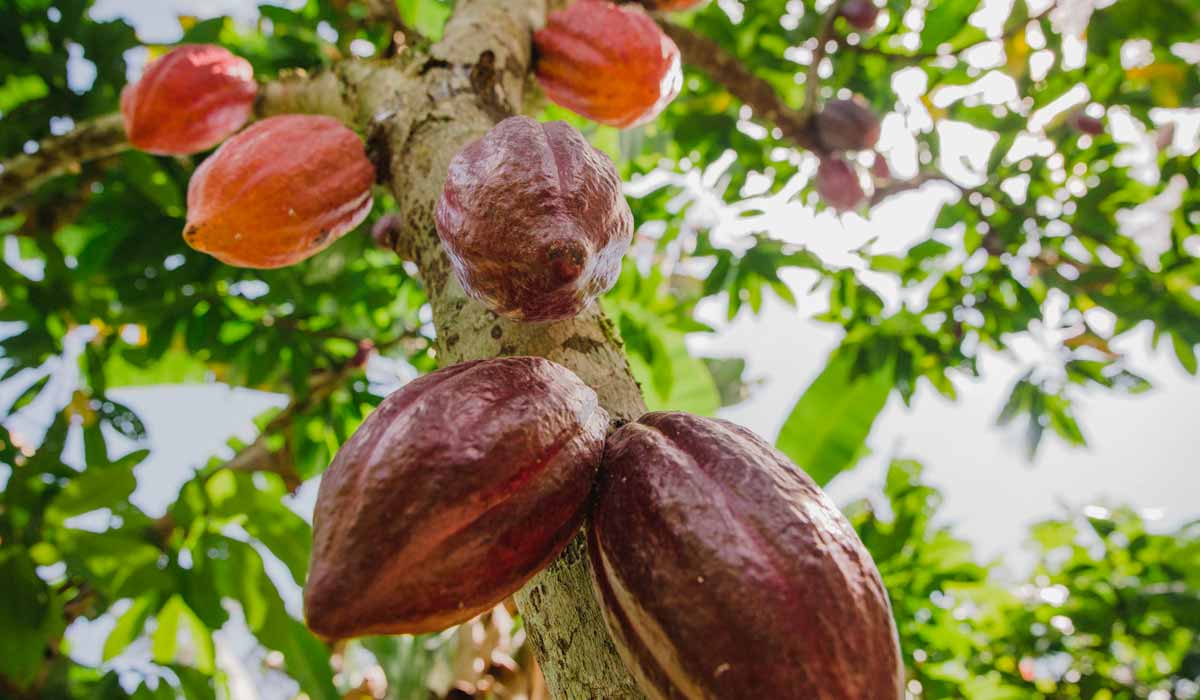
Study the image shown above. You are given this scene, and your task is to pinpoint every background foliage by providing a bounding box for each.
[1,0,1197,697]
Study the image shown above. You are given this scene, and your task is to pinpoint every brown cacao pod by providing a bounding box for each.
[632,0,708,10]
[120,44,257,156]
[841,0,880,30]
[589,412,904,699]
[534,0,683,128]
[435,116,634,322]
[183,114,375,269]
[816,156,866,212]
[304,357,608,639]
[817,96,881,152]
[872,153,892,180]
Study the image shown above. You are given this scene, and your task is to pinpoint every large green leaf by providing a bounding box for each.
[775,352,893,485]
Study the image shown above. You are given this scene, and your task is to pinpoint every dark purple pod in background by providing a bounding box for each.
[816,156,866,212]
[589,412,904,700]
[841,0,880,31]
[435,116,634,323]
[817,95,882,152]
[305,357,608,639]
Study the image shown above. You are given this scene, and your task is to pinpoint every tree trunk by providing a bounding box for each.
[370,0,646,696]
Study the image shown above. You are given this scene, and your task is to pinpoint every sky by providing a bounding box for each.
[3,0,1200,697]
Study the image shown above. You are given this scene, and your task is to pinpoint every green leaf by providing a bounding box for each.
[775,352,894,485]
[1173,333,1198,375]
[103,594,159,662]
[45,450,147,524]
[0,548,65,689]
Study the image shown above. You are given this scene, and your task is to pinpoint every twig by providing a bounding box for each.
[802,0,849,121]
[844,3,1056,66]
[0,113,126,213]
[223,331,416,488]
[658,21,823,153]
[869,170,961,206]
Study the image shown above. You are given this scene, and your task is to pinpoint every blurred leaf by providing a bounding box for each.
[776,352,893,485]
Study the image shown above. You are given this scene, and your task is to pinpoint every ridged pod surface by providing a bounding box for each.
[534,0,682,128]
[184,114,375,269]
[817,96,881,152]
[816,156,866,212]
[435,116,633,322]
[590,412,904,700]
[120,44,257,155]
[305,357,609,639]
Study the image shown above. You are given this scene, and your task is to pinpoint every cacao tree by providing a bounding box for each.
[1,0,1197,698]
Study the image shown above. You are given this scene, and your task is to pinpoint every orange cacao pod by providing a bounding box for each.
[817,96,881,152]
[304,357,608,639]
[816,156,865,212]
[183,114,375,269]
[534,0,683,128]
[590,412,904,700]
[120,44,257,155]
[435,116,634,322]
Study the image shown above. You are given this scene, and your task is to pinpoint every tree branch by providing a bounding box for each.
[0,113,125,213]
[869,170,962,206]
[802,0,849,122]
[658,21,824,153]
[363,0,426,55]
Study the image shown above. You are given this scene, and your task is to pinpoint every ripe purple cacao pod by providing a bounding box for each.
[305,357,608,639]
[435,116,634,322]
[872,153,892,180]
[120,44,257,156]
[589,412,904,699]
[841,0,880,30]
[534,0,683,128]
[1070,113,1105,135]
[816,156,866,212]
[183,114,375,269]
[817,96,881,152]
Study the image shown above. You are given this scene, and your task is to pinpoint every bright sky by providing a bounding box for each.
[4,0,1199,697]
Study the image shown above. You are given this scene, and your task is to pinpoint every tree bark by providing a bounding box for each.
[315,0,647,696]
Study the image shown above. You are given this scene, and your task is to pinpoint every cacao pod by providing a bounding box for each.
[371,213,404,250]
[304,357,608,639]
[183,114,375,269]
[872,153,891,180]
[435,116,634,322]
[816,156,866,212]
[632,0,708,10]
[120,44,257,156]
[534,0,683,128]
[817,96,881,152]
[1070,112,1105,135]
[589,412,904,700]
[841,0,880,31]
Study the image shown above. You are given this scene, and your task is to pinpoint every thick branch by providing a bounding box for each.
[0,113,125,213]
[659,21,823,154]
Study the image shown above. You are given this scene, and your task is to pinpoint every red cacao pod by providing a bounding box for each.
[120,44,257,156]
[534,0,683,128]
[816,156,866,212]
[589,412,904,699]
[183,114,375,269]
[841,0,880,30]
[817,96,881,152]
[632,0,708,10]
[305,357,608,639]
[435,116,634,322]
